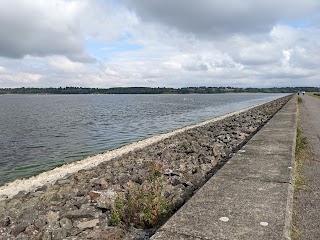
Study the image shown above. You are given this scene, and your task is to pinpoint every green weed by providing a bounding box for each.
[111,160,173,228]
[296,127,308,152]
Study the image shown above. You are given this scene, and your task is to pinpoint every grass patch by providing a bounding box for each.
[294,126,309,190]
[291,95,316,239]
[291,98,306,239]
[294,126,314,193]
[313,94,320,100]
[111,160,173,228]
[296,126,308,154]
[306,92,320,100]
[291,218,300,240]
[294,97,310,191]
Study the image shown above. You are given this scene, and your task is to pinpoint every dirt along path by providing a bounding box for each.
[292,94,320,239]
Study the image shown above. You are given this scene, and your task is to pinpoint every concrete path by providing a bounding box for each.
[293,94,320,239]
[152,96,297,240]
[300,94,320,155]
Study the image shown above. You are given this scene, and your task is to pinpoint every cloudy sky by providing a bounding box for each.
[0,0,320,88]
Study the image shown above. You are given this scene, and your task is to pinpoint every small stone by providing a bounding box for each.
[35,185,48,192]
[200,163,212,172]
[46,211,60,224]
[185,148,194,154]
[131,174,143,184]
[219,217,229,222]
[171,177,192,187]
[77,219,100,229]
[238,133,248,140]
[31,191,44,197]
[62,209,94,219]
[100,178,108,188]
[260,222,269,226]
[41,230,52,240]
[112,161,120,168]
[91,178,108,190]
[86,227,125,239]
[59,218,73,230]
[0,227,10,236]
[72,196,87,209]
[163,169,173,176]
[11,222,28,236]
[247,127,256,133]
[13,191,29,199]
[96,189,117,209]
[89,191,101,201]
[24,225,39,237]
[223,137,231,143]
[49,201,62,206]
[16,232,29,240]
[56,179,71,185]
[210,157,218,167]
[34,216,47,229]
[0,195,8,201]
[51,228,67,240]
[0,217,10,227]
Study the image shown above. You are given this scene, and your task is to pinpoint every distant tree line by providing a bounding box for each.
[0,86,319,95]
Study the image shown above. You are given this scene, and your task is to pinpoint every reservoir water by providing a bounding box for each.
[0,93,287,185]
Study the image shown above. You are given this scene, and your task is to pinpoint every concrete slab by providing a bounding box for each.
[251,130,295,142]
[269,114,296,124]
[240,140,294,156]
[219,154,293,183]
[153,180,291,240]
[152,95,297,240]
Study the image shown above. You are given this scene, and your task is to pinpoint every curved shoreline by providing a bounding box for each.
[0,98,280,200]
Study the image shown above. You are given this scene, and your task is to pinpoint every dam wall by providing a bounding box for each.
[152,95,297,240]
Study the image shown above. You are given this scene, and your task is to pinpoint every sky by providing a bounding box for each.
[0,0,320,88]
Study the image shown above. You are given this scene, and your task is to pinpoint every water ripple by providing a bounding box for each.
[0,93,287,185]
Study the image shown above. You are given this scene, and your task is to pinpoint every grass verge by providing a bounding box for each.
[307,92,320,100]
[294,126,309,190]
[291,96,313,240]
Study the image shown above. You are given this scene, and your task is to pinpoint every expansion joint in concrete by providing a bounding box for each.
[157,230,207,240]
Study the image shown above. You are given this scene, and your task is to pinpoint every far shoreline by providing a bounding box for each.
[0,86,316,95]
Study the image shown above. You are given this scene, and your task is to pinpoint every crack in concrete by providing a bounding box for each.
[239,177,291,184]
[154,229,207,240]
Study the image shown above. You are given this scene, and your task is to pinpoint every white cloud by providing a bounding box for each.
[0,66,6,74]
[0,0,320,88]
[282,49,294,67]
[47,56,86,73]
[124,0,320,36]
[0,71,42,87]
[0,0,86,61]
[0,0,137,62]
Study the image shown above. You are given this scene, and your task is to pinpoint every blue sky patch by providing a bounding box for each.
[85,36,143,62]
[280,18,311,29]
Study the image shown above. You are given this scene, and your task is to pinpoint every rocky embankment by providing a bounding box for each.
[0,95,292,240]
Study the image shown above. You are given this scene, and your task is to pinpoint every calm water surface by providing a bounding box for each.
[0,93,287,185]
